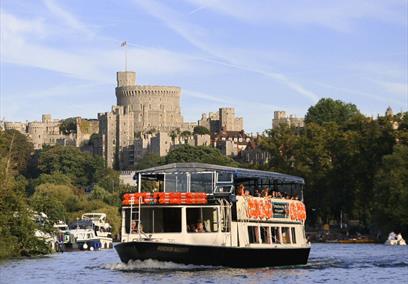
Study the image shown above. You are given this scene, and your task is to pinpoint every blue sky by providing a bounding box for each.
[1,0,407,132]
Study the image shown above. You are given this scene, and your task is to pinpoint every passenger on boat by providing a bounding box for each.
[236,184,245,196]
[195,221,205,233]
[131,221,144,234]
[254,189,261,197]
[261,187,269,197]
[244,189,251,196]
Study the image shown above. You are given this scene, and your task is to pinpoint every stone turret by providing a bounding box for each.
[117,71,136,87]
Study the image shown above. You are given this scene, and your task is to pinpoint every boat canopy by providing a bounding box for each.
[135,163,304,184]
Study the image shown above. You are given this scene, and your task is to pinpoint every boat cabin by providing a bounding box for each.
[120,163,308,249]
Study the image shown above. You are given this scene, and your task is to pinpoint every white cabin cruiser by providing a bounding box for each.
[81,213,113,249]
[115,163,311,268]
[67,220,103,251]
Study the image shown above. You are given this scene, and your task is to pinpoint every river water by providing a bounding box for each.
[0,243,407,283]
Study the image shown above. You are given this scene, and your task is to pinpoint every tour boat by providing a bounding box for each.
[115,163,311,268]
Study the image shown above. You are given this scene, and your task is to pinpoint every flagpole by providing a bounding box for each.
[125,43,128,72]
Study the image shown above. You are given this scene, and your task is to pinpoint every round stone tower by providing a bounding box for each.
[115,71,183,132]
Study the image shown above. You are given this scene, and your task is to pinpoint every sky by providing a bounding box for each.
[1,0,407,133]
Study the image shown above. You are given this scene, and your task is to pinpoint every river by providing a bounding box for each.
[0,243,407,283]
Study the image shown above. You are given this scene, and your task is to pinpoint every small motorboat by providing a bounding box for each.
[385,232,406,246]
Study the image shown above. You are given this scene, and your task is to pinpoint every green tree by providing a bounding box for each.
[305,98,362,126]
[30,194,66,224]
[165,144,238,166]
[193,126,211,135]
[36,145,105,187]
[0,157,49,258]
[0,129,34,174]
[372,145,408,237]
[134,154,163,170]
[59,117,77,135]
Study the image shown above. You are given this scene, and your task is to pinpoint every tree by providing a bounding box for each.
[59,117,77,135]
[134,154,163,170]
[305,98,362,126]
[0,155,49,258]
[372,145,408,237]
[35,145,105,187]
[180,130,192,137]
[0,129,34,174]
[165,144,238,167]
[193,126,211,135]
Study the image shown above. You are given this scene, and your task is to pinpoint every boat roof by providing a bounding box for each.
[135,163,304,184]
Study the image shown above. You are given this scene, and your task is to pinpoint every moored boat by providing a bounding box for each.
[115,163,311,268]
[66,213,113,251]
[385,232,406,246]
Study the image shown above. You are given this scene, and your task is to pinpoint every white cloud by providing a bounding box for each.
[0,10,207,83]
[133,0,320,103]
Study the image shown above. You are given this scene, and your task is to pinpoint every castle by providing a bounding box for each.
[272,111,304,129]
[2,114,98,150]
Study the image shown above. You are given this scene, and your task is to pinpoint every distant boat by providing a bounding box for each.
[338,238,376,244]
[385,232,406,246]
[67,213,113,251]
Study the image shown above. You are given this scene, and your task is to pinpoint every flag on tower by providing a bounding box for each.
[121,41,127,47]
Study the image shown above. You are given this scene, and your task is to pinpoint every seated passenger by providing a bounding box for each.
[244,189,251,196]
[131,221,144,233]
[254,189,261,197]
[195,221,205,233]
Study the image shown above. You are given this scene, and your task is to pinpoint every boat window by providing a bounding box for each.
[165,173,188,192]
[125,208,181,233]
[291,227,297,244]
[271,227,281,244]
[217,172,233,183]
[214,185,233,193]
[248,226,260,244]
[190,173,213,193]
[260,227,271,244]
[187,207,218,233]
[282,227,291,244]
[141,179,162,193]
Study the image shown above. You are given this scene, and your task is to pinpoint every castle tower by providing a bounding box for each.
[114,70,183,132]
[385,106,393,117]
[117,71,136,87]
